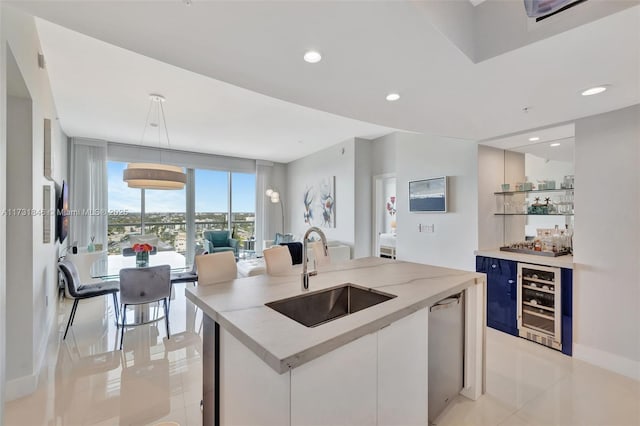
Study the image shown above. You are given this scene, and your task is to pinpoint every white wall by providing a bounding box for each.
[6,94,34,383]
[370,129,397,176]
[286,139,356,249]
[354,139,372,258]
[395,133,478,271]
[0,4,6,418]
[573,104,640,379]
[477,145,506,250]
[2,6,69,400]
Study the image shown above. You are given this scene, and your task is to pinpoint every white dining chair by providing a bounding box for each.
[195,251,237,286]
[119,265,171,349]
[263,246,293,275]
[309,241,331,267]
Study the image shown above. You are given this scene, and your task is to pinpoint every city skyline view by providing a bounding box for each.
[107,162,256,213]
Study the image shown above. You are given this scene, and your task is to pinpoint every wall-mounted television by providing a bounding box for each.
[409,176,447,213]
[56,180,69,243]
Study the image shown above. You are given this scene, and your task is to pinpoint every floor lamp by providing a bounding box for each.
[265,188,285,233]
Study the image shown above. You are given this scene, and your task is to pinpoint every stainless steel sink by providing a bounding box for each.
[265,283,396,328]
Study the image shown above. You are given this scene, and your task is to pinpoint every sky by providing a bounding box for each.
[108,162,256,213]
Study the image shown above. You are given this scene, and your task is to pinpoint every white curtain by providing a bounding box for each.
[70,138,108,249]
[255,160,274,254]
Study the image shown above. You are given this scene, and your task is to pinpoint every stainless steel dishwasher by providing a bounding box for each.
[428,291,464,424]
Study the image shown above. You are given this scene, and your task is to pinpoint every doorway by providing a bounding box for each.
[372,174,396,257]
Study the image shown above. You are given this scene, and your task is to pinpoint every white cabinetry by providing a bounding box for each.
[291,333,377,425]
[377,309,428,425]
[219,309,429,425]
[220,329,289,426]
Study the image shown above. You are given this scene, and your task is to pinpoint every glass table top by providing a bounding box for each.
[91,251,190,280]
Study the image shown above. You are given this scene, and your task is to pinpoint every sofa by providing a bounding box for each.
[203,230,239,256]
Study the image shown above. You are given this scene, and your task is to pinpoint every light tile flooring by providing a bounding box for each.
[435,329,640,426]
[5,284,640,426]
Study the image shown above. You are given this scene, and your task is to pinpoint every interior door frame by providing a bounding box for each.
[371,173,396,257]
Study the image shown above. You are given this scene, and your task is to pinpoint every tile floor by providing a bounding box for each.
[5,284,640,425]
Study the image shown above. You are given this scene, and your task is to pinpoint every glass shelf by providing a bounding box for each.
[494,188,574,195]
[494,213,574,216]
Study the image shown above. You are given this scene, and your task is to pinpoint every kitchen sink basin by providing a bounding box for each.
[265,283,396,328]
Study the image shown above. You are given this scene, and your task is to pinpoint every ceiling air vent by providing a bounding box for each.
[524,0,587,22]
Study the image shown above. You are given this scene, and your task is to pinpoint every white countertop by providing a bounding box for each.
[475,249,574,269]
[186,257,483,374]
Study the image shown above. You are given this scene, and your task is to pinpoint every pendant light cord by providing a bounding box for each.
[139,98,155,147]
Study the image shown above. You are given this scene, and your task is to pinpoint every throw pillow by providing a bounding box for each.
[274,232,294,245]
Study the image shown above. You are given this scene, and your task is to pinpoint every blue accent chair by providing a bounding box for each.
[203,230,238,256]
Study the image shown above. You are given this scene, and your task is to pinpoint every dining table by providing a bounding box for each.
[92,251,192,326]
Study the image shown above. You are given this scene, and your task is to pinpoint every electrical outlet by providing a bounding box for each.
[421,224,435,233]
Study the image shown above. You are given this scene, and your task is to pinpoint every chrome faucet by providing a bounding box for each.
[301,226,328,291]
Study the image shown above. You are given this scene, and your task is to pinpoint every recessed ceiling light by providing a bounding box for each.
[550,143,561,147]
[581,86,608,96]
[303,51,322,63]
[386,93,400,102]
[529,137,540,142]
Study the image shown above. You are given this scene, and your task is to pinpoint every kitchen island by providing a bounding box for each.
[186,256,486,426]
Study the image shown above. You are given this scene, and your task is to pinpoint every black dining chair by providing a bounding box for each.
[170,249,207,284]
[119,265,172,350]
[58,260,120,340]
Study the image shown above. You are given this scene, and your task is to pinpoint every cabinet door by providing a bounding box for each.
[484,258,518,336]
[499,259,518,335]
[291,333,377,425]
[561,268,573,356]
[475,256,489,273]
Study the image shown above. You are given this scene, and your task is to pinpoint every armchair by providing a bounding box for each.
[202,230,238,256]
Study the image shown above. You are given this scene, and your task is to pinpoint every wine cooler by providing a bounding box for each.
[517,263,562,351]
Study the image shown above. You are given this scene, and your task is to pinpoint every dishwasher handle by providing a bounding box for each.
[430,292,463,312]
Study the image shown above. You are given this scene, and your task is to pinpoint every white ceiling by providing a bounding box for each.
[33,18,395,163]
[480,123,575,150]
[513,138,575,163]
[9,1,640,163]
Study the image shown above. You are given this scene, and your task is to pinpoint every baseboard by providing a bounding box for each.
[6,300,58,401]
[573,343,640,381]
[5,373,37,401]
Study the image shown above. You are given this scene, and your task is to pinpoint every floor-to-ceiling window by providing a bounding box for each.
[231,172,256,251]
[107,161,142,254]
[145,187,186,253]
[107,161,255,257]
[194,169,229,241]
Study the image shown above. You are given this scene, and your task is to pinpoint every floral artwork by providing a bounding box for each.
[302,176,336,228]
[303,187,314,225]
[319,178,335,227]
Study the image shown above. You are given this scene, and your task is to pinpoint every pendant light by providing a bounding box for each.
[123,94,187,190]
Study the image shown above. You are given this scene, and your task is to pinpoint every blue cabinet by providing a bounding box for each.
[476,256,518,336]
[561,268,573,356]
[477,256,573,355]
